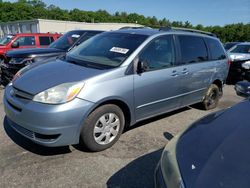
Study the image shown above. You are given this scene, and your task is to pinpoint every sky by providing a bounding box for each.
[5,0,250,26]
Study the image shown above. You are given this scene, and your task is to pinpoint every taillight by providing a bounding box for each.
[227,59,231,66]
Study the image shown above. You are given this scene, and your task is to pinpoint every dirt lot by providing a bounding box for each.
[0,85,243,188]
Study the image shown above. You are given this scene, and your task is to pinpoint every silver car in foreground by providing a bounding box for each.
[4,28,229,151]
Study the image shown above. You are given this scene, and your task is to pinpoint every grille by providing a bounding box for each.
[7,100,22,112]
[8,119,60,142]
[12,87,34,100]
[10,120,35,139]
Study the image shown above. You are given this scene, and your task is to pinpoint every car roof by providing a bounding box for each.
[12,33,61,36]
[110,28,217,38]
[66,30,103,33]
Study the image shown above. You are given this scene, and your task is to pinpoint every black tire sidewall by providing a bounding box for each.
[80,104,125,152]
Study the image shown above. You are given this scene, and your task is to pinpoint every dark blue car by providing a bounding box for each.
[155,81,250,188]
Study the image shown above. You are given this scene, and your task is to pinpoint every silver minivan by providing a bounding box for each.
[4,28,229,151]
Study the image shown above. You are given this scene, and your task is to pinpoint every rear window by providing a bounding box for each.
[39,36,53,46]
[178,35,208,64]
[206,38,226,60]
[229,44,250,54]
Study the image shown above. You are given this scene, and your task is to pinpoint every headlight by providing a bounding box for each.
[160,135,185,188]
[33,82,84,104]
[242,61,250,70]
[9,57,33,65]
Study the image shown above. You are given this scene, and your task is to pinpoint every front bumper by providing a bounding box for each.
[154,163,168,188]
[4,85,94,147]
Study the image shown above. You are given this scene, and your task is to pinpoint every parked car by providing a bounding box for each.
[0,30,103,86]
[155,81,250,188]
[0,33,62,63]
[224,42,241,51]
[4,28,229,151]
[227,42,250,83]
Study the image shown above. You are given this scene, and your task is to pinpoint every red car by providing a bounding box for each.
[0,33,62,63]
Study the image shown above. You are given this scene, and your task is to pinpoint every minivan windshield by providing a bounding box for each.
[67,32,148,68]
[0,35,14,45]
[229,44,250,54]
[49,31,84,50]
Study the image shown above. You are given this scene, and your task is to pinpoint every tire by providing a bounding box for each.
[80,104,125,152]
[201,84,220,110]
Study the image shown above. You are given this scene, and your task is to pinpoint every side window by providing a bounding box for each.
[139,35,175,71]
[39,36,52,46]
[15,36,35,46]
[50,37,55,43]
[205,38,226,60]
[178,35,208,64]
[78,33,97,44]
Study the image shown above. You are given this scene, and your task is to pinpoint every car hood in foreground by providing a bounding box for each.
[176,99,250,188]
[13,59,107,95]
[6,48,65,58]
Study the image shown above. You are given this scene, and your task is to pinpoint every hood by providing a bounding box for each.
[6,48,65,58]
[176,100,250,188]
[228,52,250,61]
[13,59,107,95]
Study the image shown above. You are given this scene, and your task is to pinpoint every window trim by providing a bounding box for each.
[134,34,177,73]
[175,34,209,66]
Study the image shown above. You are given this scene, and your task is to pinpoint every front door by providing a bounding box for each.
[134,35,184,121]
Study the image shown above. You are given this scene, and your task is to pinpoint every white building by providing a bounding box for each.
[0,19,143,37]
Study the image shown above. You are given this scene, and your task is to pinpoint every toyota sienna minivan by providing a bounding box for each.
[4,28,229,151]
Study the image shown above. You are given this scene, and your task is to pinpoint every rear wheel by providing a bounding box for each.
[80,104,125,152]
[201,84,220,110]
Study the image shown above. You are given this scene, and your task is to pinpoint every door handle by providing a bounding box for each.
[171,70,179,77]
[182,68,189,75]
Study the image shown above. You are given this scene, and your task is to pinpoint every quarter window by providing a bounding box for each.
[206,38,226,60]
[15,36,35,46]
[139,35,175,71]
[178,35,208,64]
[39,36,53,46]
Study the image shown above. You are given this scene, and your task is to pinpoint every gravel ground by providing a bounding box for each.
[0,85,243,188]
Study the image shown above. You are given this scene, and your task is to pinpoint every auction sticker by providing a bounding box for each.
[110,47,129,54]
[72,34,80,38]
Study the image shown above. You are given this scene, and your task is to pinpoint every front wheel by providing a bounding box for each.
[201,84,220,110]
[80,104,125,152]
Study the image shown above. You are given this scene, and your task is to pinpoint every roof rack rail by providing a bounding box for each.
[159,26,217,37]
[119,26,151,30]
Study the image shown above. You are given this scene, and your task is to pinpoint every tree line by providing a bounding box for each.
[0,0,249,42]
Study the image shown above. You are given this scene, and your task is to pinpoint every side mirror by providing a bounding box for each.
[235,81,250,98]
[137,60,148,74]
[11,41,19,48]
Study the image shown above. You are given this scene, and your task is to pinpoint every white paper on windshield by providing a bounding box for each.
[71,34,80,38]
[110,47,129,54]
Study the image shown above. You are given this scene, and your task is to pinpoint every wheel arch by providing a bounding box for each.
[212,79,223,96]
[83,97,134,132]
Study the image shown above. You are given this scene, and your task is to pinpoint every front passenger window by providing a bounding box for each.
[139,35,175,71]
[15,36,35,46]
